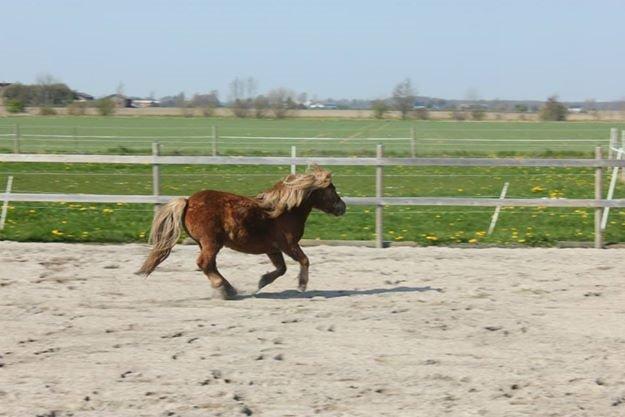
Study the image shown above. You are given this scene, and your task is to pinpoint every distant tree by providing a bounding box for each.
[191,90,220,108]
[116,81,125,96]
[231,99,251,118]
[229,77,257,117]
[6,99,25,113]
[583,98,599,120]
[2,84,32,105]
[229,76,257,100]
[392,78,416,119]
[67,101,87,116]
[96,98,115,116]
[159,92,186,107]
[191,90,220,117]
[371,99,389,119]
[245,77,258,99]
[267,88,296,118]
[36,73,58,107]
[2,80,73,107]
[175,92,186,107]
[253,95,269,118]
[414,107,430,120]
[201,105,215,117]
[180,103,195,117]
[514,104,528,113]
[38,106,57,116]
[451,107,467,121]
[229,77,245,102]
[469,106,486,121]
[539,96,568,121]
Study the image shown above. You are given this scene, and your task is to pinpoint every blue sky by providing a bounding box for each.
[2,0,624,101]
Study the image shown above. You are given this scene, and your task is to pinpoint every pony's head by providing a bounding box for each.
[256,165,346,218]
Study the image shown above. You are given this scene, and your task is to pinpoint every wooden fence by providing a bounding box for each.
[2,145,625,248]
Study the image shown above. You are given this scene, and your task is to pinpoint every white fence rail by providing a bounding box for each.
[2,143,625,248]
[2,123,618,158]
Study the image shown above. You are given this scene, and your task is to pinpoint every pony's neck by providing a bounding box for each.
[277,199,314,239]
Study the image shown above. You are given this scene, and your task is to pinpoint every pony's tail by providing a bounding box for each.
[137,198,187,276]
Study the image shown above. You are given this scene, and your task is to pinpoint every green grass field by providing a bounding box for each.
[1,116,625,245]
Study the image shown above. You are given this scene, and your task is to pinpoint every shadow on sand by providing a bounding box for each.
[247,285,443,300]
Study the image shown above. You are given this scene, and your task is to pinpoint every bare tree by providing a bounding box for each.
[253,95,269,118]
[584,98,599,120]
[36,73,59,107]
[229,77,245,102]
[267,88,296,119]
[191,90,220,117]
[246,77,258,99]
[229,77,257,117]
[116,82,125,96]
[371,99,389,119]
[392,78,416,119]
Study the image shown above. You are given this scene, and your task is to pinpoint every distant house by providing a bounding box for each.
[130,98,160,108]
[568,107,582,113]
[73,91,94,102]
[103,93,133,108]
[308,102,325,109]
[0,83,12,105]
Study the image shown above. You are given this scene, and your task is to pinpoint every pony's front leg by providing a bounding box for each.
[258,252,287,290]
[284,244,310,292]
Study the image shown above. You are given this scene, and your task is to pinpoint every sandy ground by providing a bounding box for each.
[2,242,625,417]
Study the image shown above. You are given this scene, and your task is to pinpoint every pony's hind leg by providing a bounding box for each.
[283,244,310,292]
[258,252,287,290]
[196,243,237,300]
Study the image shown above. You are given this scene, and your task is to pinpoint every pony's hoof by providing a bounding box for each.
[298,284,307,293]
[213,285,238,300]
[258,276,273,290]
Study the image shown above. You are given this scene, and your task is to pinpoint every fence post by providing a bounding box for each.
[609,128,618,160]
[212,125,218,156]
[73,127,78,152]
[152,142,161,214]
[0,176,14,231]
[375,144,384,248]
[13,123,20,154]
[410,126,416,158]
[601,146,623,231]
[595,146,604,249]
[487,182,509,235]
[621,130,625,182]
[290,145,297,174]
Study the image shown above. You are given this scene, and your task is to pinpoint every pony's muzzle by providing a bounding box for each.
[333,201,347,216]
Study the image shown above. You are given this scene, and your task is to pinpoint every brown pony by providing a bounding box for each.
[137,166,346,299]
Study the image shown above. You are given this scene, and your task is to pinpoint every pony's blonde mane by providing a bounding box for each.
[256,166,332,218]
